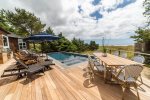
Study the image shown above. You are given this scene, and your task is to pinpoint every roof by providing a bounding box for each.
[0,27,11,34]
[7,33,24,39]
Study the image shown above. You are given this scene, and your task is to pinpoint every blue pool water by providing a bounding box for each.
[48,52,87,66]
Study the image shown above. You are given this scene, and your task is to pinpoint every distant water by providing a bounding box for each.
[84,38,135,46]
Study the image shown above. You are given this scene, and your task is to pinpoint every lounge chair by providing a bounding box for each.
[112,64,143,100]
[14,56,45,79]
[1,63,26,78]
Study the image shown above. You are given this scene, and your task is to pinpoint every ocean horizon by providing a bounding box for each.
[84,38,135,46]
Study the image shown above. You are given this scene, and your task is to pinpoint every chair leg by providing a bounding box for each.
[139,74,143,86]
[134,83,140,100]
[122,85,126,100]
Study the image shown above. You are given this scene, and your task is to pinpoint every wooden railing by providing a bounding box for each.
[0,48,11,53]
[106,49,150,64]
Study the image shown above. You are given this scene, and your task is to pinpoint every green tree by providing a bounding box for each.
[72,38,88,52]
[46,27,55,35]
[131,28,150,42]
[0,8,45,36]
[89,41,99,50]
[144,0,150,26]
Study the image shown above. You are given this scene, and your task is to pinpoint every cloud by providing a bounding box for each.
[0,0,147,41]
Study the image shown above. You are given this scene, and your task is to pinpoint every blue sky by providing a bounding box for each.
[0,0,146,45]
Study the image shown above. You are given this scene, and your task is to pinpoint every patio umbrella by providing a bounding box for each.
[24,32,60,56]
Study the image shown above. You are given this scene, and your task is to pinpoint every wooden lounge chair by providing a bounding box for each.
[14,56,45,79]
[112,64,143,100]
[1,63,26,78]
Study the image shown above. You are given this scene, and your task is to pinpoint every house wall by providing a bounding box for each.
[0,29,12,64]
[9,37,19,53]
[135,41,150,53]
[0,30,4,48]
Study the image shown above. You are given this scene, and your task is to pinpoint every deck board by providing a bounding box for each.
[0,59,150,100]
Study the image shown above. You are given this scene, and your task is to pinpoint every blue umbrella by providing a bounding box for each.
[25,32,60,42]
[24,32,60,56]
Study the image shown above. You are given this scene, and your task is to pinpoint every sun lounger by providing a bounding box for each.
[14,56,45,79]
[1,62,26,78]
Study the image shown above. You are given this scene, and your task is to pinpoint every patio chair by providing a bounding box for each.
[112,64,143,100]
[120,52,127,58]
[14,56,45,79]
[91,54,102,66]
[132,55,145,64]
[87,55,105,81]
[113,51,119,56]
[132,55,145,85]
[87,55,95,81]
[1,63,26,78]
[14,53,37,65]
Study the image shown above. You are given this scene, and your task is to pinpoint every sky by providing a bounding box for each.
[0,0,147,45]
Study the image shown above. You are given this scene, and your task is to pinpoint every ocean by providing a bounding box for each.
[84,38,135,46]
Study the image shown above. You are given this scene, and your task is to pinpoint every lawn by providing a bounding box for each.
[82,45,134,58]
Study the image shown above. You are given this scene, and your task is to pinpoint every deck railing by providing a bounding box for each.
[0,48,11,53]
[106,49,150,65]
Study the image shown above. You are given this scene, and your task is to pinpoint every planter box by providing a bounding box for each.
[0,52,12,64]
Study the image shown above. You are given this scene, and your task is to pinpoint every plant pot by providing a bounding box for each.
[102,53,107,57]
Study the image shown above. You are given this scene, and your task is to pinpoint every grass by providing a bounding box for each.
[82,45,134,59]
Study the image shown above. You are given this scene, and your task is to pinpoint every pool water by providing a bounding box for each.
[48,52,87,66]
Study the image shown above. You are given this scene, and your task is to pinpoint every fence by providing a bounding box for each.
[106,49,150,65]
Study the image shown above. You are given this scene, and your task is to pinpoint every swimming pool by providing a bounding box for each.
[48,52,88,67]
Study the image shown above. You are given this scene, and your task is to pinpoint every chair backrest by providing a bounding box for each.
[88,55,95,71]
[132,55,145,63]
[13,55,29,69]
[120,52,127,58]
[124,64,143,80]
[113,51,119,56]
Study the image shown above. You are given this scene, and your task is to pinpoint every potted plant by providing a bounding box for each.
[102,37,107,57]
[102,47,107,57]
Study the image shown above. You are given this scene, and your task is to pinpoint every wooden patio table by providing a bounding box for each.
[93,52,144,83]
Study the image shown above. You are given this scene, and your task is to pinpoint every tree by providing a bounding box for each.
[46,27,55,35]
[72,38,88,52]
[89,41,99,50]
[131,28,150,42]
[143,0,150,26]
[0,8,45,36]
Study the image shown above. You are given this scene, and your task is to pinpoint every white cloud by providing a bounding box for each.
[0,0,147,40]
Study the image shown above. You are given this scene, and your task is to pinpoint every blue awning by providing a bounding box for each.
[24,32,60,42]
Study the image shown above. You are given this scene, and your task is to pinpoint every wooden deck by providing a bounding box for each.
[0,59,150,100]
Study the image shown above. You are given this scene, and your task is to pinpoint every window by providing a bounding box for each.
[2,35,9,48]
[19,42,27,50]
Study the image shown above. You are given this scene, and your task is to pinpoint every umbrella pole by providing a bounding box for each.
[33,42,35,49]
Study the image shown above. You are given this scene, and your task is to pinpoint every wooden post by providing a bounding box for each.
[109,49,112,54]
[119,50,121,56]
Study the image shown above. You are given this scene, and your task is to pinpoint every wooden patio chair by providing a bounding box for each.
[87,55,105,81]
[113,51,119,56]
[112,64,143,100]
[87,55,95,81]
[91,54,102,66]
[14,53,37,65]
[120,52,127,58]
[132,55,145,85]
[14,55,45,79]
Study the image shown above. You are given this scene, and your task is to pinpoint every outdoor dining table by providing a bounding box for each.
[93,52,144,83]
